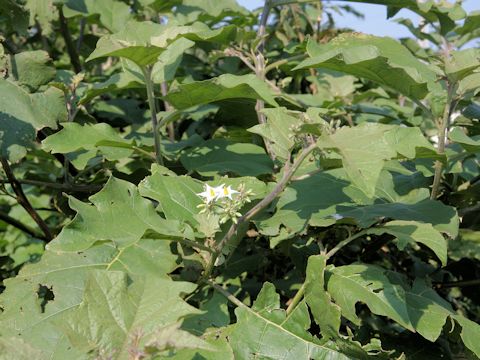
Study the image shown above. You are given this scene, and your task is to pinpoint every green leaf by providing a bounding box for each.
[0,235,181,359]
[449,127,480,153]
[229,282,351,359]
[42,122,132,169]
[24,0,58,35]
[337,199,459,238]
[7,50,56,91]
[79,71,143,105]
[256,166,431,244]
[0,79,65,162]
[248,108,302,161]
[63,0,133,32]
[61,270,203,357]
[87,21,236,67]
[139,173,203,226]
[368,220,447,266]
[165,74,279,110]
[180,139,274,177]
[0,0,29,35]
[342,0,466,35]
[326,264,480,356]
[445,49,480,82]
[152,37,195,83]
[0,337,44,360]
[47,177,191,252]
[304,255,342,338]
[295,34,438,100]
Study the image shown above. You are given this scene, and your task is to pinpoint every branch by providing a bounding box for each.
[0,179,101,193]
[58,6,82,73]
[1,159,53,241]
[160,81,175,142]
[0,210,44,239]
[141,66,163,165]
[435,279,480,289]
[201,143,317,280]
[206,280,247,309]
[430,82,455,199]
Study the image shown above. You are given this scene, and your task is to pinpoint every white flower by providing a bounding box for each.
[216,184,239,200]
[197,184,217,204]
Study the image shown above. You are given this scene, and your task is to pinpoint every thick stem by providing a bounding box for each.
[430,84,454,199]
[201,143,317,280]
[1,159,53,241]
[142,67,163,165]
[58,6,82,73]
[435,279,480,288]
[160,81,175,141]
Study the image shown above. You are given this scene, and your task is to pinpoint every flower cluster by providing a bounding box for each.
[197,184,239,204]
[197,183,253,224]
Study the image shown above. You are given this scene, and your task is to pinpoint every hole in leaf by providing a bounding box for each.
[37,284,55,313]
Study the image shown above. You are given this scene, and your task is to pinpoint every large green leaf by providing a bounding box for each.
[165,74,279,110]
[295,34,438,100]
[47,177,191,252]
[317,123,438,197]
[0,236,181,359]
[326,264,480,356]
[42,122,132,169]
[6,50,56,91]
[0,0,29,35]
[63,0,133,32]
[305,255,342,338]
[256,166,431,245]
[0,79,65,162]
[87,21,236,67]
[61,271,204,358]
[180,139,274,177]
[368,220,447,266]
[337,199,459,238]
[229,282,351,359]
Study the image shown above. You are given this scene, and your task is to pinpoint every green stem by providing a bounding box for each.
[265,54,306,74]
[142,66,163,165]
[430,83,455,199]
[286,283,305,315]
[325,229,368,259]
[206,280,247,308]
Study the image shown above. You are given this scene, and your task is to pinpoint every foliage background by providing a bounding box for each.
[0,0,480,359]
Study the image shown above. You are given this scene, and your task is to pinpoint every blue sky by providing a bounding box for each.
[238,0,479,38]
